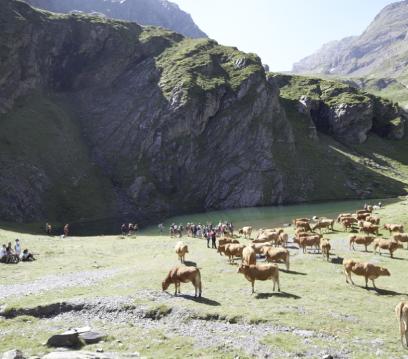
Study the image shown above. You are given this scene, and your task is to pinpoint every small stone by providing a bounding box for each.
[322,355,333,359]
[96,349,104,353]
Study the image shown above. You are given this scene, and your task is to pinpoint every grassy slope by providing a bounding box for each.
[1,199,408,357]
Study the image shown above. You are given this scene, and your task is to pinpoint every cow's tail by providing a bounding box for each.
[195,268,202,296]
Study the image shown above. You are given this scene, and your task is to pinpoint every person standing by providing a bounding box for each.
[63,224,69,237]
[14,239,21,257]
[121,223,127,236]
[211,230,217,249]
[206,230,212,248]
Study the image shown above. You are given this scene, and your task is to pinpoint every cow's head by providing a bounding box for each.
[380,267,391,277]
[162,279,170,291]
[237,264,249,273]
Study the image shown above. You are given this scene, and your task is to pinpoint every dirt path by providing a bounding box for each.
[0,269,119,300]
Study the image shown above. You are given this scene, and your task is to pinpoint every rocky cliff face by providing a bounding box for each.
[24,0,207,38]
[0,0,406,228]
[292,1,408,79]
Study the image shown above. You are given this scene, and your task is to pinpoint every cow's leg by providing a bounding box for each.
[276,277,280,292]
[365,276,369,288]
[372,279,377,289]
[174,284,178,296]
[251,281,255,294]
[390,250,394,258]
[364,244,368,252]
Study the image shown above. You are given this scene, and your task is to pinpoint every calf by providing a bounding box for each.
[237,263,280,294]
[312,219,334,233]
[224,243,246,264]
[261,247,290,271]
[238,226,252,239]
[349,235,375,252]
[174,241,189,263]
[162,266,202,297]
[373,238,403,258]
[320,239,331,261]
[343,259,390,289]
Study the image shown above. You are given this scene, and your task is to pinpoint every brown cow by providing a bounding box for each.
[224,243,246,264]
[359,221,379,236]
[238,226,253,239]
[251,242,273,255]
[373,238,403,258]
[349,235,375,252]
[237,263,280,294]
[366,215,380,225]
[343,259,390,289]
[312,219,334,233]
[296,235,321,253]
[261,247,290,271]
[395,301,408,348]
[218,238,240,247]
[253,231,279,245]
[320,239,331,261]
[278,232,289,247]
[393,233,408,249]
[293,218,310,225]
[242,246,256,266]
[296,221,312,232]
[337,213,352,223]
[384,224,404,234]
[356,212,371,221]
[341,217,357,231]
[162,266,202,297]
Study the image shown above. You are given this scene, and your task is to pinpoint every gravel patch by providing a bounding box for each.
[0,269,119,300]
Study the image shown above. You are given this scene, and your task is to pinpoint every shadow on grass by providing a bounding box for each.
[183,260,197,267]
[178,294,221,306]
[284,269,307,276]
[331,256,344,265]
[255,291,301,300]
[373,288,408,296]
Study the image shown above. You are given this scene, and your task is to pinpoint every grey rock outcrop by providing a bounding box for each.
[24,0,207,38]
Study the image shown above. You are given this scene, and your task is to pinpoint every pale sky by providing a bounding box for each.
[171,0,397,71]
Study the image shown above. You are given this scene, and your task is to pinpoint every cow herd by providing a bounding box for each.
[160,205,408,348]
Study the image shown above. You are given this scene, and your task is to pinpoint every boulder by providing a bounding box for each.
[2,350,25,359]
[46,331,84,348]
[79,332,106,345]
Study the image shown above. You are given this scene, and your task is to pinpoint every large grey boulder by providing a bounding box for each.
[46,330,84,348]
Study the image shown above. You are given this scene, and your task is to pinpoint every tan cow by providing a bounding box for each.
[343,259,390,289]
[242,246,256,265]
[296,235,321,253]
[174,241,189,263]
[393,233,408,249]
[349,235,375,252]
[366,215,380,225]
[320,239,331,261]
[278,232,289,247]
[237,263,280,294]
[238,226,253,239]
[337,213,352,223]
[312,219,334,233]
[293,218,310,225]
[384,224,404,234]
[253,231,279,245]
[162,266,202,297]
[250,242,273,255]
[224,243,246,264]
[358,221,379,236]
[395,301,408,348]
[261,247,290,271]
[218,238,240,247]
[373,238,403,258]
[296,221,312,232]
[341,217,356,231]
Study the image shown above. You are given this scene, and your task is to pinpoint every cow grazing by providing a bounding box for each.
[174,241,189,263]
[238,226,252,239]
[261,247,290,271]
[293,218,310,225]
[224,243,246,264]
[320,239,331,261]
[393,233,408,249]
[237,263,280,294]
[341,217,356,231]
[373,238,403,258]
[349,235,375,252]
[217,244,227,256]
[218,238,240,247]
[395,301,408,348]
[343,259,390,289]
[253,231,279,245]
[366,215,380,225]
[162,266,202,297]
[312,219,334,233]
[242,246,256,265]
[384,224,404,234]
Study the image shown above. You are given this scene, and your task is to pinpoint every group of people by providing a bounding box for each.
[121,223,139,236]
[0,239,35,264]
